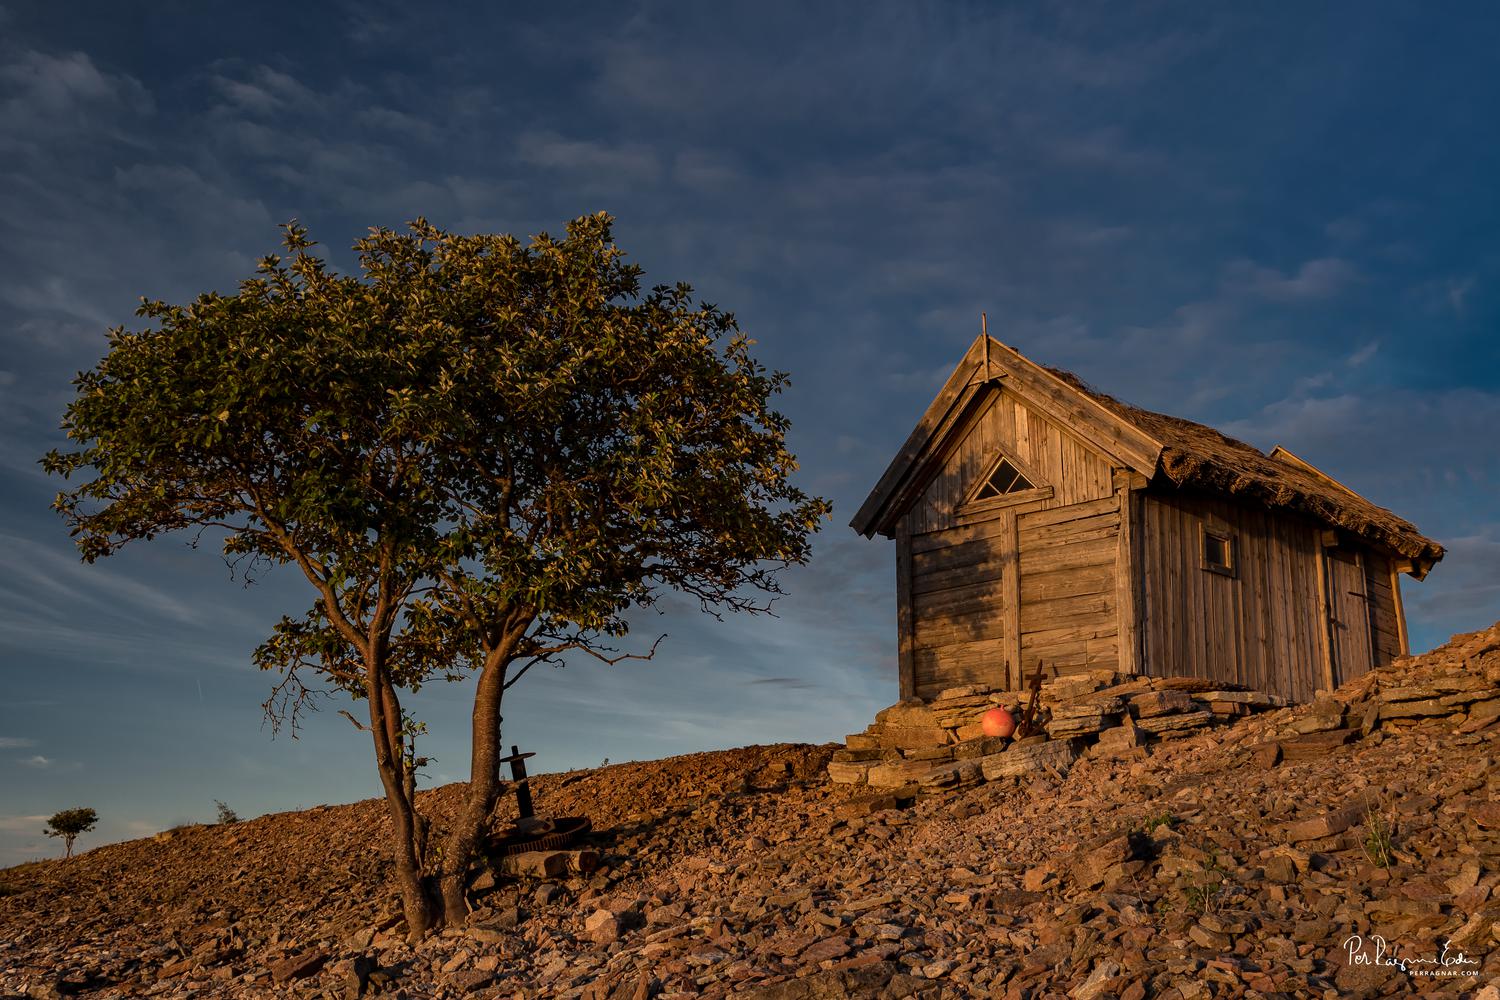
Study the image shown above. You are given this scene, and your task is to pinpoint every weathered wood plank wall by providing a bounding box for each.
[907,389,1115,533]
[891,383,1411,704]
[905,513,1009,698]
[1017,498,1121,679]
[1138,491,1329,702]
[897,386,1122,699]
[1326,549,1374,685]
[1364,556,1404,668]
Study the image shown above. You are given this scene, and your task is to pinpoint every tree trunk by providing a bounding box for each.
[368,672,435,941]
[380,680,429,863]
[437,649,510,925]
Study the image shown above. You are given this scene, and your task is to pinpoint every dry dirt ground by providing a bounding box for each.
[3,624,1499,1000]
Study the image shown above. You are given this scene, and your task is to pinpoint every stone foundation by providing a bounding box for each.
[828,669,1288,791]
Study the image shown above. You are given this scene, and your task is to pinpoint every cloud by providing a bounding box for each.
[515,131,660,186]
[0,737,35,749]
[0,49,142,114]
[357,106,440,144]
[210,65,318,117]
[883,363,956,394]
[1224,257,1359,302]
[0,534,203,625]
[0,273,119,330]
[1048,223,1133,249]
[746,677,816,690]
[1324,216,1366,243]
[591,5,1203,131]
[1346,341,1379,367]
[21,754,51,768]
[0,815,47,832]
[1040,126,1163,173]
[1221,387,1500,483]
[111,163,274,240]
[0,47,153,154]
[1448,276,1475,318]
[672,150,745,193]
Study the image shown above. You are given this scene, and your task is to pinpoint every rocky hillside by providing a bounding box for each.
[3,623,1499,1000]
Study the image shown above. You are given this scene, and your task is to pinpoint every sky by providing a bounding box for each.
[2,3,1498,863]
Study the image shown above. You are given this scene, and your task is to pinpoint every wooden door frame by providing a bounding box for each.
[896,516,915,701]
[1114,481,1143,676]
[1000,510,1022,690]
[1319,541,1377,687]
[1314,535,1337,692]
[1352,550,1376,671]
[1389,561,1410,656]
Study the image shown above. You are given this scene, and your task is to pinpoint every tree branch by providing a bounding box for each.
[504,632,665,691]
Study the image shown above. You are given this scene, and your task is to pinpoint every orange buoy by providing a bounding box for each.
[980,706,1016,738]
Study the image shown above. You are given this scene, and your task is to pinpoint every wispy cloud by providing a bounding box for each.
[746,677,817,690]
[1448,276,1475,318]
[20,754,51,768]
[515,131,661,186]
[0,273,119,329]
[0,48,148,115]
[0,47,153,155]
[0,815,47,833]
[209,65,319,116]
[0,534,224,628]
[1346,341,1379,367]
[0,737,36,749]
[1224,257,1360,303]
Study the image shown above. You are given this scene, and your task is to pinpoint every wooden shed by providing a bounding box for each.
[851,335,1445,704]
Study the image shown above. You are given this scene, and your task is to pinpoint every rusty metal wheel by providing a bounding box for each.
[489,815,592,856]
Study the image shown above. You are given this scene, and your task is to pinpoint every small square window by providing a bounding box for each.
[1202,529,1235,576]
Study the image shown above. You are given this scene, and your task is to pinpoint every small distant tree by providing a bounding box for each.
[44,213,830,937]
[214,800,240,824]
[45,808,97,859]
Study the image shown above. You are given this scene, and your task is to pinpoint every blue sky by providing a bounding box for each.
[2,3,1498,862]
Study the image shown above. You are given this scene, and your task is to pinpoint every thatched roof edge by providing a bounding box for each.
[1044,367,1445,566]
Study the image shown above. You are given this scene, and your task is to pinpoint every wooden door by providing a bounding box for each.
[1325,548,1374,684]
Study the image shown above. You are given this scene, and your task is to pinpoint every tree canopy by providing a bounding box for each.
[45,212,830,934]
[45,807,98,859]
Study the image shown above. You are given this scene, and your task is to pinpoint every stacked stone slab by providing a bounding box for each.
[834,624,1500,791]
[1254,633,1500,747]
[828,670,1288,789]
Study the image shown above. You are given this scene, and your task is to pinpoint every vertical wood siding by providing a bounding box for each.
[1325,549,1373,686]
[1138,491,1330,702]
[907,388,1115,534]
[1364,555,1403,668]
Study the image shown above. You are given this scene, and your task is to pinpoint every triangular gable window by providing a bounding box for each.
[973,457,1036,500]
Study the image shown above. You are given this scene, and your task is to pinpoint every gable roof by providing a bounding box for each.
[850,334,1162,539]
[852,335,1444,576]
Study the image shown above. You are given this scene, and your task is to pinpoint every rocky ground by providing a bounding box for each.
[3,624,1500,1000]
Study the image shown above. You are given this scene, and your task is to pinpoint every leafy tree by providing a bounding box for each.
[45,213,830,936]
[45,808,98,859]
